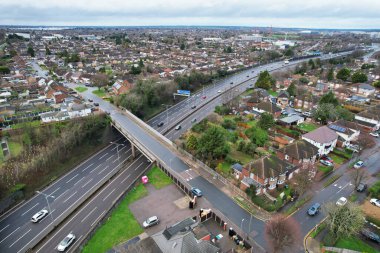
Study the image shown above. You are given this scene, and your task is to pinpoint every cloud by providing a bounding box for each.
[0,0,380,28]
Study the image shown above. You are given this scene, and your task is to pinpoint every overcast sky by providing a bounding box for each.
[1,0,380,29]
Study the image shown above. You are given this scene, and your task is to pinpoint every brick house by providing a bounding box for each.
[276,140,318,170]
[252,101,282,118]
[112,80,133,95]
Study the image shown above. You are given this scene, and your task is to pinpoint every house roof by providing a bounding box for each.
[162,218,196,240]
[302,126,338,144]
[279,115,303,124]
[231,163,243,172]
[358,83,375,90]
[328,119,360,135]
[256,101,281,114]
[247,155,293,179]
[277,90,290,98]
[279,140,318,160]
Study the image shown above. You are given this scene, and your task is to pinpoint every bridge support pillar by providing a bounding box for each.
[131,144,136,158]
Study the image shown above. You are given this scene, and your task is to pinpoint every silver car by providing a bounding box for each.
[31,209,49,223]
[57,233,76,251]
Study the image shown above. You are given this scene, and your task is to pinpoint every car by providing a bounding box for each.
[356,183,367,192]
[281,110,288,115]
[191,118,197,123]
[246,75,249,77]
[354,160,364,169]
[346,144,359,153]
[336,197,348,206]
[361,229,380,243]
[302,111,312,117]
[202,95,207,99]
[191,187,202,197]
[217,90,222,93]
[320,159,333,167]
[175,125,181,130]
[57,233,76,251]
[157,122,164,127]
[307,203,321,216]
[369,132,379,138]
[294,108,302,113]
[93,102,99,106]
[230,82,234,84]
[370,198,380,207]
[321,155,333,163]
[88,98,93,102]
[191,105,196,109]
[31,209,49,223]
[142,216,159,228]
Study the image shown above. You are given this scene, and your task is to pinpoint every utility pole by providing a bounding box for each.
[36,191,55,221]
[110,141,125,162]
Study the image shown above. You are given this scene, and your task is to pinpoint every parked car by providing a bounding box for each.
[356,183,367,192]
[230,82,234,84]
[361,229,380,243]
[320,159,333,167]
[302,111,312,117]
[88,98,93,102]
[191,118,197,123]
[307,203,321,216]
[157,122,164,127]
[217,90,222,93]
[57,233,76,251]
[191,105,196,109]
[246,75,249,78]
[202,95,207,99]
[346,144,359,153]
[336,197,348,206]
[191,187,202,197]
[369,132,379,138]
[370,198,380,207]
[294,108,302,113]
[93,102,99,106]
[31,209,49,223]
[354,160,364,169]
[142,216,159,228]
[321,155,333,163]
[175,125,181,130]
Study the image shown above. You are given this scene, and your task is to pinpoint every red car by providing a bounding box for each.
[202,96,207,99]
[320,155,333,163]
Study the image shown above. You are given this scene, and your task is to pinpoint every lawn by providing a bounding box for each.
[268,90,278,97]
[75,86,88,93]
[8,141,22,157]
[246,120,257,127]
[146,166,172,189]
[11,121,41,130]
[82,184,148,253]
[318,165,333,174]
[92,88,107,97]
[217,162,232,178]
[229,150,252,164]
[297,123,318,132]
[335,237,378,253]
[330,154,346,165]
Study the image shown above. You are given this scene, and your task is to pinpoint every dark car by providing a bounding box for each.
[191,187,202,197]
[307,203,321,216]
[361,229,380,243]
[230,82,234,84]
[157,122,164,127]
[356,183,367,192]
[191,105,196,109]
[93,102,99,106]
[88,98,93,102]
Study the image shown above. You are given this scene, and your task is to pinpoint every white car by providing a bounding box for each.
[31,209,49,223]
[217,90,222,93]
[336,197,348,206]
[57,233,76,251]
[369,132,379,138]
[143,216,159,228]
[370,198,380,207]
[353,160,364,169]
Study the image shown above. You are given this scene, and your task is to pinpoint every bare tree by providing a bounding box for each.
[357,134,375,150]
[350,168,368,188]
[292,163,315,196]
[265,214,301,253]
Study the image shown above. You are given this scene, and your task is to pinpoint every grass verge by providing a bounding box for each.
[82,184,148,253]
[92,88,107,97]
[335,236,378,253]
[323,174,341,188]
[310,222,326,238]
[146,166,173,189]
[75,86,88,93]
[284,195,312,215]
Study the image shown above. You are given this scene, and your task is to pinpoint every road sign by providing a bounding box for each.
[177,90,191,96]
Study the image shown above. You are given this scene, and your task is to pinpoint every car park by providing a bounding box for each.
[354,160,364,169]
[191,187,202,197]
[369,132,379,138]
[320,159,333,167]
[307,203,321,216]
[361,229,380,243]
[157,122,164,127]
[370,198,380,207]
[142,216,159,228]
[336,197,347,206]
[31,209,49,223]
[356,183,367,192]
[57,233,76,251]
[175,125,181,130]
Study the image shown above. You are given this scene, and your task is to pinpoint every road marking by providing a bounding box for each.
[337,182,350,194]
[81,207,97,223]
[98,165,109,175]
[0,226,20,244]
[82,178,93,188]
[0,224,9,233]
[90,164,102,173]
[103,189,116,202]
[49,187,61,196]
[68,235,83,253]
[91,211,105,227]
[55,189,69,201]
[99,153,108,160]
[9,228,31,248]
[134,162,144,171]
[66,174,79,184]
[21,203,39,216]
[82,163,94,172]
[63,191,77,203]
[106,155,114,162]
[120,174,131,184]
[74,177,84,186]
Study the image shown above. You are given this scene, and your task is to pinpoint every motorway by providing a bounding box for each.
[0,50,360,253]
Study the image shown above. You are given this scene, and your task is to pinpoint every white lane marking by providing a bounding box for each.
[134,162,144,171]
[49,187,61,196]
[55,189,69,201]
[82,163,94,172]
[103,189,116,202]
[106,155,114,162]
[91,211,105,227]
[98,165,109,175]
[74,177,84,186]
[0,226,20,244]
[99,153,108,160]
[0,224,9,233]
[63,191,77,203]
[68,234,83,253]
[21,203,39,216]
[81,207,97,223]
[82,178,93,188]
[111,146,117,151]
[9,228,31,248]
[66,174,79,184]
[120,174,131,184]
[90,164,102,174]
[337,182,351,194]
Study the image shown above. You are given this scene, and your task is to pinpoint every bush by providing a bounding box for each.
[366,216,380,227]
[368,181,380,198]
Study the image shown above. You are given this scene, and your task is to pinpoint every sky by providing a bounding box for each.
[1,0,380,29]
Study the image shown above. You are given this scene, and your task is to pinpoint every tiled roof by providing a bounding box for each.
[302,126,338,144]
[247,156,293,179]
[279,140,318,160]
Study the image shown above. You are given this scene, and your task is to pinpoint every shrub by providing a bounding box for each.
[368,181,380,198]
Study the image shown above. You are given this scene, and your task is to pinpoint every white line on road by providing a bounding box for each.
[66,174,79,184]
[0,226,20,244]
[55,189,69,201]
[82,163,94,172]
[81,207,97,223]
[337,182,351,194]
[91,211,105,227]
[9,228,31,248]
[0,224,9,233]
[120,174,131,184]
[90,164,102,173]
[74,177,84,186]
[82,178,93,188]
[134,162,144,171]
[63,191,77,203]
[21,203,39,216]
[98,165,109,175]
[106,155,114,162]
[103,189,116,202]
[49,187,61,196]
[99,153,108,160]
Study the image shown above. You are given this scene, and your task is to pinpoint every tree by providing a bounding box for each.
[45,46,51,55]
[350,168,368,188]
[351,71,368,83]
[186,134,198,151]
[224,46,233,53]
[91,73,109,90]
[325,202,365,243]
[258,113,275,129]
[308,59,316,69]
[221,118,237,130]
[336,67,351,81]
[265,214,301,253]
[245,126,268,147]
[312,103,339,124]
[130,65,141,75]
[336,106,354,121]
[327,68,334,81]
[197,126,230,160]
[180,43,185,50]
[292,165,314,196]
[287,82,296,97]
[284,48,294,57]
[319,91,339,106]
[27,46,35,57]
[373,80,380,88]
[0,66,10,74]
[245,184,257,200]
[255,71,276,90]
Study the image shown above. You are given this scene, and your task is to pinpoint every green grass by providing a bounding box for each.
[323,174,341,188]
[310,223,326,238]
[82,184,148,253]
[246,120,257,127]
[146,166,172,189]
[349,194,358,202]
[229,150,252,164]
[11,121,41,130]
[268,90,278,97]
[8,141,22,157]
[92,88,107,97]
[332,149,353,159]
[335,237,378,253]
[217,162,232,177]
[330,154,346,165]
[75,86,88,93]
[297,123,318,132]
[284,195,312,215]
[318,165,333,174]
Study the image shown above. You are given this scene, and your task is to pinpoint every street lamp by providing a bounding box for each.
[110,141,125,162]
[36,191,54,220]
[240,218,245,232]
[161,104,170,126]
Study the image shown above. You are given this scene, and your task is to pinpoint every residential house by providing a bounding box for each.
[277,90,290,108]
[350,83,376,97]
[302,126,338,155]
[252,101,281,118]
[66,103,92,118]
[40,110,70,123]
[354,105,380,131]
[333,87,351,101]
[315,82,329,94]
[278,114,304,126]
[276,140,319,170]
[328,120,360,147]
[294,94,319,110]
[231,163,243,179]
[112,80,133,95]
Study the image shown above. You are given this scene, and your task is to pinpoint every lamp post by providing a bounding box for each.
[110,141,125,162]
[240,218,245,232]
[161,104,170,126]
[36,191,54,221]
